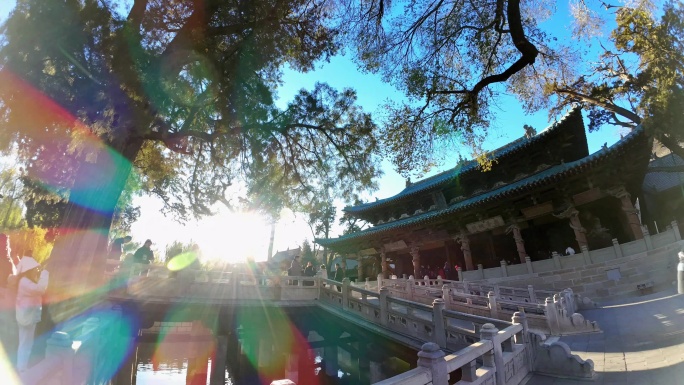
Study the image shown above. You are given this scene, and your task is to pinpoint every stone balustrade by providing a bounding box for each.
[377,278,598,336]
[461,221,681,284]
[30,260,600,385]
[372,321,527,385]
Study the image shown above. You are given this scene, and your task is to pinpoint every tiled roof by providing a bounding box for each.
[643,153,684,193]
[318,125,647,247]
[344,107,583,214]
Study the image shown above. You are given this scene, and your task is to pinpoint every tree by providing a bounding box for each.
[552,3,684,160]
[300,240,317,267]
[305,198,338,270]
[338,0,684,174]
[0,0,380,303]
[7,227,54,263]
[0,164,26,230]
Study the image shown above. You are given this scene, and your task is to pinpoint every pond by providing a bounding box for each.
[116,307,418,385]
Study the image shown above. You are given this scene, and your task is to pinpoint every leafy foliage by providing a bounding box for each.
[0,0,381,226]
[338,0,684,174]
[8,227,54,263]
[338,0,566,175]
[300,239,317,267]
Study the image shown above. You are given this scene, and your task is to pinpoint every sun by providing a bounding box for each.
[191,211,270,264]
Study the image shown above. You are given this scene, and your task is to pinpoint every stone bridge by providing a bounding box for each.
[17,267,595,385]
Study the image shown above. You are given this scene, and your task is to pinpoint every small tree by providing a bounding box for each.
[300,240,317,267]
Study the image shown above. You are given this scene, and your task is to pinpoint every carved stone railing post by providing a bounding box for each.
[432,299,447,348]
[525,256,533,274]
[552,252,561,269]
[527,285,537,303]
[581,245,591,264]
[545,297,559,335]
[342,278,350,310]
[417,342,448,385]
[377,273,383,292]
[477,264,484,279]
[499,260,508,277]
[479,324,504,385]
[642,225,653,250]
[493,285,501,298]
[612,238,623,259]
[407,276,415,300]
[673,220,682,241]
[512,311,533,368]
[457,266,463,281]
[442,285,451,306]
[488,291,499,319]
[379,287,389,326]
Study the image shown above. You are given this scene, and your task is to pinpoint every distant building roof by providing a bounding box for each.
[317,124,649,248]
[643,153,684,193]
[343,107,584,215]
[270,247,301,264]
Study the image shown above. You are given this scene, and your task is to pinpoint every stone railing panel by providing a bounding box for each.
[506,264,527,277]
[652,230,676,249]
[531,259,555,273]
[620,239,647,256]
[559,254,584,269]
[483,268,504,280]
[532,339,594,379]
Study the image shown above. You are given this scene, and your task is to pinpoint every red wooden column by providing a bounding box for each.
[555,206,589,249]
[380,248,388,279]
[409,244,421,278]
[507,223,528,264]
[453,233,474,271]
[606,186,644,240]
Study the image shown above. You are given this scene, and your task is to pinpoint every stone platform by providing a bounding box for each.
[523,288,684,385]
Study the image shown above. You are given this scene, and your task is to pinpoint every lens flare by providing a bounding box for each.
[0,343,20,385]
[0,69,134,214]
[167,252,199,272]
[236,306,320,384]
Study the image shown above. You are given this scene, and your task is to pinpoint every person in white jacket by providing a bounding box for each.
[14,256,49,372]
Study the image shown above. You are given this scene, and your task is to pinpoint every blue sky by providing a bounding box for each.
[0,1,627,261]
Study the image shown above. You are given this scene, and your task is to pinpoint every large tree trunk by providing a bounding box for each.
[46,138,143,322]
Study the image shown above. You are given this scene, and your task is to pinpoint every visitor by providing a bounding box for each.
[565,246,576,256]
[108,235,132,260]
[303,261,315,286]
[317,264,328,280]
[443,262,451,280]
[437,265,446,280]
[13,256,49,372]
[333,263,345,292]
[288,255,302,285]
[133,239,154,276]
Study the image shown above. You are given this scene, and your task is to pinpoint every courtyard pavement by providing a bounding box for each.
[523,288,684,385]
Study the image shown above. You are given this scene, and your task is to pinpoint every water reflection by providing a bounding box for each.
[121,308,417,385]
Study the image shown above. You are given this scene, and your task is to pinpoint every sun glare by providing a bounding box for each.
[191,211,270,264]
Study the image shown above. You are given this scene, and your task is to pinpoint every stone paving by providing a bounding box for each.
[523,288,684,385]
